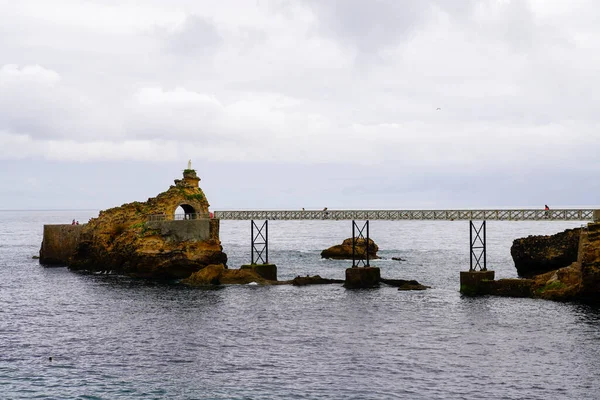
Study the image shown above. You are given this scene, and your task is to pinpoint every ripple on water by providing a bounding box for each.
[1,214,600,399]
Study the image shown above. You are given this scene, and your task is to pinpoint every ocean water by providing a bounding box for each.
[1,210,600,399]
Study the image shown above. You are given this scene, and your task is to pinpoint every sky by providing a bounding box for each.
[1,0,600,211]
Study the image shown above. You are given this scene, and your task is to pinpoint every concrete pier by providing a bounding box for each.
[345,267,381,288]
[460,270,495,295]
[240,264,277,281]
[39,224,84,265]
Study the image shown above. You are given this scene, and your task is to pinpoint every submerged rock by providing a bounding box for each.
[321,238,379,260]
[511,228,581,278]
[291,275,344,286]
[380,278,429,290]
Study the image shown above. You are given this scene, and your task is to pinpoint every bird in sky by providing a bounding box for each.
[436,108,441,111]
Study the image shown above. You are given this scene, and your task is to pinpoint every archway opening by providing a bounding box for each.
[175,204,197,220]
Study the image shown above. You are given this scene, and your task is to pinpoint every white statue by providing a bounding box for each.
[187,159,192,170]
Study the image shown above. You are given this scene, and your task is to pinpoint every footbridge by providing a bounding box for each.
[209,209,598,272]
[213,209,594,221]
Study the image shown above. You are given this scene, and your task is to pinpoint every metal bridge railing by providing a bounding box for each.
[148,212,210,222]
[212,209,595,221]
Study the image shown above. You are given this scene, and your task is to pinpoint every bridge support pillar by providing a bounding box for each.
[345,220,379,288]
[246,220,277,280]
[241,263,277,281]
[345,267,380,288]
[461,220,495,295]
[251,220,268,264]
[460,270,495,295]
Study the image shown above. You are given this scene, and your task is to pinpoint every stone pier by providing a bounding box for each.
[460,270,495,295]
[240,263,278,281]
[344,267,381,288]
[39,224,84,265]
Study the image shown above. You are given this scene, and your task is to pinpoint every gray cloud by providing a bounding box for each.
[302,0,477,53]
[1,1,600,209]
[165,15,222,56]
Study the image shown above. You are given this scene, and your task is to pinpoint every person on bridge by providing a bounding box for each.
[544,204,550,218]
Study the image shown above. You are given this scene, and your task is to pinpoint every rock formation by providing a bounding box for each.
[67,169,227,279]
[321,238,379,260]
[480,222,600,303]
[183,264,270,285]
[511,228,581,277]
[291,275,344,286]
[380,278,429,290]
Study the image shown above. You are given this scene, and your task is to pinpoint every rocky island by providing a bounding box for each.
[40,168,227,279]
[321,238,379,259]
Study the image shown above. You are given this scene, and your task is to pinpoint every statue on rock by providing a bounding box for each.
[187,159,192,170]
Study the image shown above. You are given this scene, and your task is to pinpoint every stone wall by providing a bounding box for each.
[39,224,84,265]
[145,219,219,242]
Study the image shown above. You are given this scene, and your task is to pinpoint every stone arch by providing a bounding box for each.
[174,203,197,220]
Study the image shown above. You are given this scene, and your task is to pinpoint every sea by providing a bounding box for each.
[1,210,600,399]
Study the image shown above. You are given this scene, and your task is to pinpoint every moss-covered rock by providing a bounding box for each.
[68,169,227,279]
[183,264,271,285]
[321,238,379,260]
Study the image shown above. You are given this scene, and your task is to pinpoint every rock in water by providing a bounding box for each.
[291,275,344,286]
[183,264,269,285]
[485,222,600,303]
[380,278,429,290]
[68,169,227,279]
[510,228,580,278]
[321,238,379,260]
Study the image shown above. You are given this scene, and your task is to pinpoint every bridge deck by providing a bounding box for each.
[213,209,595,221]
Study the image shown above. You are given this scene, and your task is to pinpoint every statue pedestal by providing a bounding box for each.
[344,267,380,288]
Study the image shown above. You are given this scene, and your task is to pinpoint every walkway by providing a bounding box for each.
[213,209,594,221]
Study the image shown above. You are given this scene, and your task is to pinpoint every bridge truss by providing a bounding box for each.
[213,209,594,221]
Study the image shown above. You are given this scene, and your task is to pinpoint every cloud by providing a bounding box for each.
[1,1,600,209]
[301,0,477,54]
[0,64,121,141]
[165,15,222,56]
[0,64,60,85]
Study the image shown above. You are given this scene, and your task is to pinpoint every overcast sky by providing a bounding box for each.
[1,0,599,211]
